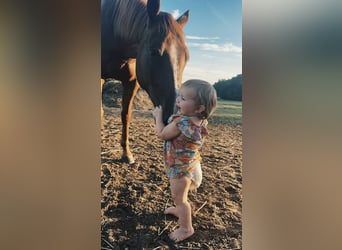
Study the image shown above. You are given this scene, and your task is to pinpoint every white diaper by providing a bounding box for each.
[190,161,202,189]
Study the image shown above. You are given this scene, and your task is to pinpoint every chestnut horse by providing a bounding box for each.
[101,0,189,164]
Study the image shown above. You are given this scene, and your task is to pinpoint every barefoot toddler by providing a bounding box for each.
[153,79,217,242]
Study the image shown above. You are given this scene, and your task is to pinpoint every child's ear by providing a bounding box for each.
[196,105,205,114]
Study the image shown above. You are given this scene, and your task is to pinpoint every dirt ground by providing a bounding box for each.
[101,80,242,249]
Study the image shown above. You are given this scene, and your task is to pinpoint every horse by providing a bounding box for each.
[101,0,190,164]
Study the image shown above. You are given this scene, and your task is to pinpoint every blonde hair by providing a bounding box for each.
[182,79,217,119]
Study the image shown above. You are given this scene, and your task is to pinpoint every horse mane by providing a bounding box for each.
[112,0,149,43]
[112,0,188,61]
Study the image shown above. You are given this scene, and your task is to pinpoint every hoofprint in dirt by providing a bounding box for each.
[101,107,242,249]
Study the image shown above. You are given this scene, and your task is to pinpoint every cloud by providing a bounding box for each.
[187,42,242,53]
[186,35,220,40]
[183,64,239,84]
[171,9,180,19]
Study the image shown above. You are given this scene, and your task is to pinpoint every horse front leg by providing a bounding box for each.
[120,80,139,164]
[101,78,105,120]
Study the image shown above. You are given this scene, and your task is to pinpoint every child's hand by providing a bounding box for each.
[152,105,163,119]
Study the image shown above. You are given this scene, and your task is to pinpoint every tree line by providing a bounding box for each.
[213,74,242,101]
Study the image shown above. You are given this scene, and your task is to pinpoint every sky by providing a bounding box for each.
[161,0,242,84]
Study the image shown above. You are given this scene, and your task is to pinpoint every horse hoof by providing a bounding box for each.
[121,156,135,164]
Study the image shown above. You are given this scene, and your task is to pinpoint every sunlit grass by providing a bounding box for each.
[209,100,242,126]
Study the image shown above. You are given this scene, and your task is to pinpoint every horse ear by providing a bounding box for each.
[147,0,160,19]
[176,10,190,28]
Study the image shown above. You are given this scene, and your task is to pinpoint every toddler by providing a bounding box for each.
[153,79,217,242]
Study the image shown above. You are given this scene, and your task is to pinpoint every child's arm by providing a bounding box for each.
[152,106,180,140]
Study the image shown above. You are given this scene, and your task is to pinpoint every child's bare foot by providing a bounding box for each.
[169,227,194,242]
[164,206,179,217]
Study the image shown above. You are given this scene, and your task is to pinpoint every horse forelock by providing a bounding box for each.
[167,13,189,87]
[157,12,187,46]
[156,12,189,87]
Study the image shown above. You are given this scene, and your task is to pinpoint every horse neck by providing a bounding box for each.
[113,0,149,45]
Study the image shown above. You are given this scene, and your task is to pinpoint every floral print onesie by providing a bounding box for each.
[164,114,208,186]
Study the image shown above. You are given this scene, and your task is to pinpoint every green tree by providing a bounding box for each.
[213,74,242,101]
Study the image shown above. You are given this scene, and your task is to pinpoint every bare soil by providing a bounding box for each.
[101,80,242,249]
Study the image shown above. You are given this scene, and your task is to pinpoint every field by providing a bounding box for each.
[210,100,242,126]
[101,81,242,249]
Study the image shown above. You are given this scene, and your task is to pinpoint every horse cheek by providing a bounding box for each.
[136,49,150,91]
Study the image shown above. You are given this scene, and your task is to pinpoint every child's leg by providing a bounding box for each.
[164,206,179,217]
[168,176,194,242]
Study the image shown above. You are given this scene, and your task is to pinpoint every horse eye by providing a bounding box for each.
[150,48,161,56]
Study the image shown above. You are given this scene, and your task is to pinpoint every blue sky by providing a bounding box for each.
[161,0,242,84]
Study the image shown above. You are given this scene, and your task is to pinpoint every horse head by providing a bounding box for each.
[136,0,189,124]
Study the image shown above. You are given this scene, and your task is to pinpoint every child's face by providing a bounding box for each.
[176,86,200,116]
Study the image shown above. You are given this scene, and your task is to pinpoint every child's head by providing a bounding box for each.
[176,79,217,119]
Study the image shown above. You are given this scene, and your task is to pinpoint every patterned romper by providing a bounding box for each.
[164,114,208,188]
